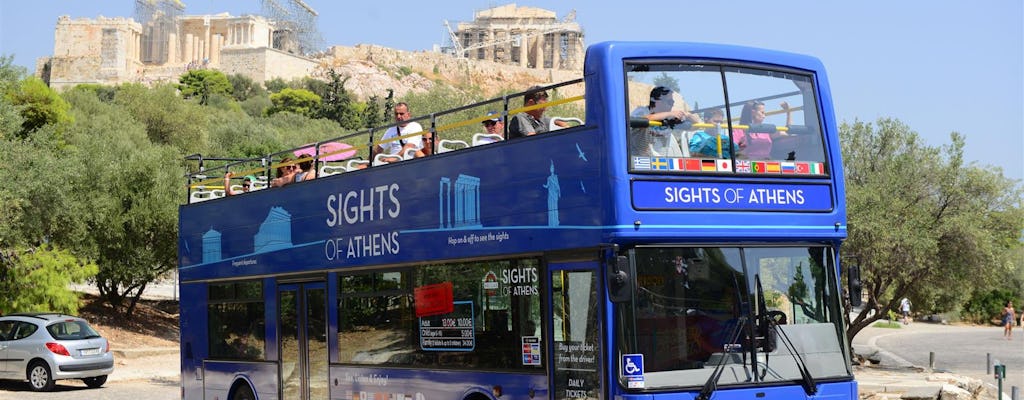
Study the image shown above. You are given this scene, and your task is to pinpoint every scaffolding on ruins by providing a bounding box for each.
[135,0,184,64]
[259,0,322,56]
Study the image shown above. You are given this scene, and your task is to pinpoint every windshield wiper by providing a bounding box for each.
[697,273,752,400]
[755,275,817,396]
[696,317,747,400]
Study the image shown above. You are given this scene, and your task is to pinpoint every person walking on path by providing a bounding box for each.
[899,297,912,325]
[1003,300,1016,340]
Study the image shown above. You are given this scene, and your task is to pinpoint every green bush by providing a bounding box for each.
[962,289,1018,325]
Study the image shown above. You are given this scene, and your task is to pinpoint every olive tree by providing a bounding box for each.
[841,118,1024,340]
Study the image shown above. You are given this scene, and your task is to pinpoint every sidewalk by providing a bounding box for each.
[852,321,1010,400]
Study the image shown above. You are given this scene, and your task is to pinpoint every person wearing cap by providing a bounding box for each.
[224,172,257,196]
[471,110,506,145]
[508,86,567,139]
[483,111,504,135]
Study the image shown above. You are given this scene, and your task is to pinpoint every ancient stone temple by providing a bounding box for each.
[42,13,317,90]
[449,4,584,71]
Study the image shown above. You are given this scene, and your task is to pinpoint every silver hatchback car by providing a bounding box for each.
[0,313,114,391]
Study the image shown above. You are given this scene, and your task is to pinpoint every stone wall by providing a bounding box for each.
[48,16,144,90]
[220,47,318,83]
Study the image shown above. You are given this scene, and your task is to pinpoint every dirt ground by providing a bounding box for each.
[76,293,181,382]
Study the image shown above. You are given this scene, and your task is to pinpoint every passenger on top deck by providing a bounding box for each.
[223,172,256,196]
[483,111,504,137]
[630,86,700,157]
[733,100,787,160]
[373,102,423,158]
[508,86,566,139]
[292,154,316,183]
[413,131,434,158]
[270,157,297,188]
[688,109,732,158]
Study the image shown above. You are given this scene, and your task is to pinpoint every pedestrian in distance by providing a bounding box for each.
[900,297,912,325]
[1003,300,1015,340]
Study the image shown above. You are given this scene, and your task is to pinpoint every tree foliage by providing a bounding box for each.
[4,76,72,139]
[840,118,1024,340]
[267,88,321,118]
[0,246,98,314]
[314,70,362,130]
[179,69,232,105]
[227,73,266,101]
[652,72,680,93]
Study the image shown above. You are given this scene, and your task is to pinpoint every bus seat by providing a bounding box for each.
[346,159,370,170]
[319,163,348,177]
[472,133,503,146]
[550,117,583,131]
[190,189,219,203]
[438,139,469,153]
[374,153,403,166]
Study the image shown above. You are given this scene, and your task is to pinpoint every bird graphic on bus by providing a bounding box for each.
[576,143,588,161]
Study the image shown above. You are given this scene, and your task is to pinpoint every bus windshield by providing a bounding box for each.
[627,62,827,175]
[617,246,849,389]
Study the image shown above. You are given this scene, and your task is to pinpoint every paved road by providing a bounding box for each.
[0,379,179,400]
[872,322,1023,391]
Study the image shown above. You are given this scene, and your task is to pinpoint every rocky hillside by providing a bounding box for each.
[313,44,584,101]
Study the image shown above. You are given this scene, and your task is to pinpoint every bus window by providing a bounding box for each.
[628,247,746,372]
[627,64,727,160]
[337,270,415,365]
[337,259,543,371]
[724,68,825,163]
[618,246,848,389]
[627,63,828,175]
[552,270,602,400]
[207,281,265,360]
[744,247,839,325]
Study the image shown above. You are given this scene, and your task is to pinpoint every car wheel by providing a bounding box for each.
[232,383,255,400]
[27,361,55,392]
[83,375,108,388]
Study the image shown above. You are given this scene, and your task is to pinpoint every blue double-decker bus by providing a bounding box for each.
[178,41,856,400]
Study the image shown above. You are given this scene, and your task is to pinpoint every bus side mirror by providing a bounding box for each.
[608,255,632,303]
[847,264,862,307]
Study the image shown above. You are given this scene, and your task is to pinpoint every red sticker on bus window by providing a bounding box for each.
[414,282,454,317]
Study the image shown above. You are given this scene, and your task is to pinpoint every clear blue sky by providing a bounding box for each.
[2,1,1022,181]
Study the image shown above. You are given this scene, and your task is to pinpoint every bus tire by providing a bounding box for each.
[232,382,256,400]
[465,393,490,400]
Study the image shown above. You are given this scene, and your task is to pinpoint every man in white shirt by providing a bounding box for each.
[373,102,423,158]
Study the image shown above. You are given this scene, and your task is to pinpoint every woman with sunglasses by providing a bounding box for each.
[270,157,298,188]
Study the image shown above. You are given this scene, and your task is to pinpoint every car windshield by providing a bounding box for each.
[615,246,850,389]
[47,320,101,340]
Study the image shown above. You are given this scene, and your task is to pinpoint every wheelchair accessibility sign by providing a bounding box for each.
[622,354,644,388]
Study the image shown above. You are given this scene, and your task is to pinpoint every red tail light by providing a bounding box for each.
[45,342,70,356]
[104,340,111,353]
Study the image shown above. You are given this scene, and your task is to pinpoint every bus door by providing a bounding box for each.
[548,262,603,400]
[278,282,328,400]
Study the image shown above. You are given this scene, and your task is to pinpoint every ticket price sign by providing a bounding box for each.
[419,301,475,351]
